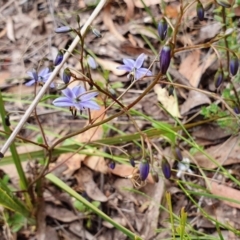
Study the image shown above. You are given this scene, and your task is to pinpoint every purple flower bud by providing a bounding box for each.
[229,57,239,76]
[157,18,168,41]
[159,45,171,74]
[196,2,204,21]
[233,106,240,114]
[129,159,135,167]
[162,158,171,179]
[54,50,64,66]
[62,68,71,84]
[175,147,183,161]
[139,159,150,181]
[151,171,159,183]
[87,56,98,69]
[55,26,72,33]
[109,161,116,169]
[214,70,224,88]
[216,0,231,8]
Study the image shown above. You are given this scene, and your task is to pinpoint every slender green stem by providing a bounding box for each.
[0,91,32,209]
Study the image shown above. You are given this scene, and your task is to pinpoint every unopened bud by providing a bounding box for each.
[214,70,224,88]
[157,18,168,41]
[54,50,64,66]
[159,45,171,74]
[162,158,171,179]
[196,2,204,21]
[233,106,240,114]
[109,161,116,169]
[55,26,72,33]
[139,159,150,181]
[175,147,183,161]
[229,57,239,76]
[129,159,135,167]
[62,68,71,84]
[87,56,98,69]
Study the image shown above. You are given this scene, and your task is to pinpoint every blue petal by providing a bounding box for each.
[134,53,145,69]
[135,68,152,80]
[39,68,49,77]
[27,69,38,81]
[49,82,55,88]
[81,101,100,110]
[73,103,82,110]
[43,72,52,81]
[80,92,98,101]
[123,59,135,68]
[72,86,85,98]
[53,97,73,107]
[117,65,132,72]
[62,88,74,99]
[25,79,36,86]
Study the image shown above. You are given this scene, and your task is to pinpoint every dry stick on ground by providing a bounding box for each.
[0,0,108,157]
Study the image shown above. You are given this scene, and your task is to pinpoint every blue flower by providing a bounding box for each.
[52,85,100,111]
[26,68,54,88]
[117,53,152,80]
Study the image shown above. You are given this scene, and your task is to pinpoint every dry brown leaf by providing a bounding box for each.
[0,71,10,85]
[129,24,158,39]
[56,107,107,175]
[79,107,108,173]
[75,167,108,202]
[45,204,79,222]
[179,51,216,87]
[6,17,15,42]
[194,137,240,169]
[134,0,161,8]
[103,3,125,42]
[58,153,85,176]
[165,3,180,18]
[0,28,6,39]
[210,181,240,209]
[154,85,181,118]
[96,58,126,76]
[180,90,211,115]
[192,124,230,141]
[120,41,152,55]
[123,0,134,22]
[179,50,201,87]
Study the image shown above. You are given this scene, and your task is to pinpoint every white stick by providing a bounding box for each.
[0,0,107,156]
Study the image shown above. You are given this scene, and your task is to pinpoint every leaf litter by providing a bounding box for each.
[1,0,240,239]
